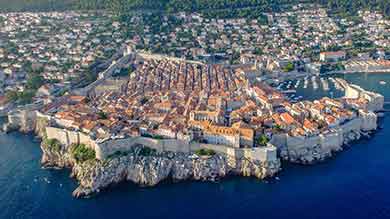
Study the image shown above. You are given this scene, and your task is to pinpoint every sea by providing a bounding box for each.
[1,73,390,219]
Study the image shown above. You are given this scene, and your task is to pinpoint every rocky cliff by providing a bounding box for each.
[41,142,280,198]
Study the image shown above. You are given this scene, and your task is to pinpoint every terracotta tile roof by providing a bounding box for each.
[280,112,295,125]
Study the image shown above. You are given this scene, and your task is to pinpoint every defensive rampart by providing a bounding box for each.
[44,126,277,163]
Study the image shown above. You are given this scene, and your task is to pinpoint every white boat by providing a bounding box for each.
[294,80,300,88]
[282,89,297,94]
[312,77,318,90]
[303,80,308,89]
[322,78,329,91]
[380,81,386,85]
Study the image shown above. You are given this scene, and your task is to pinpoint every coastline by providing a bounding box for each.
[1,75,385,198]
[2,113,379,198]
[40,139,281,198]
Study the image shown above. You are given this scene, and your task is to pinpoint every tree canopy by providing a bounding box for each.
[1,0,389,18]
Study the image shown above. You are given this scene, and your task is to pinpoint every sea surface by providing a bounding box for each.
[1,73,390,219]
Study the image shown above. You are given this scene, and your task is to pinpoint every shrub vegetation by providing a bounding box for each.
[45,138,62,152]
[70,144,96,163]
[195,148,216,156]
[139,147,157,156]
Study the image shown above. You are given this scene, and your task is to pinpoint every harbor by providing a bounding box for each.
[272,71,390,102]
[273,75,345,102]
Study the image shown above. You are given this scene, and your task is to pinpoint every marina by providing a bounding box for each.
[273,74,348,101]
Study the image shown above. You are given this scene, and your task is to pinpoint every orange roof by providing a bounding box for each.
[313,103,325,111]
[280,112,295,125]
[205,125,239,136]
[291,127,305,136]
[325,115,337,124]
[82,120,97,131]
[303,119,315,131]
[68,96,86,102]
[272,113,283,126]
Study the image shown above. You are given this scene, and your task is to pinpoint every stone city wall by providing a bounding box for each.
[97,137,191,158]
[44,126,277,163]
[45,127,103,159]
[193,143,278,163]
[344,83,384,112]
[339,118,361,135]
[270,118,361,162]
[359,110,377,131]
[45,127,193,159]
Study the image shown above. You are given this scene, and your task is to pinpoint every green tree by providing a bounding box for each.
[283,62,295,72]
[257,135,269,146]
[26,74,44,90]
[195,148,216,156]
[5,90,18,102]
[71,144,96,163]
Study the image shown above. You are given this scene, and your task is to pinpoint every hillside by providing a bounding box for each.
[0,0,389,18]
[0,0,75,12]
[79,0,390,18]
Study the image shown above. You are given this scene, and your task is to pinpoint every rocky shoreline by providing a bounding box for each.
[2,109,381,198]
[40,141,281,198]
[2,77,384,198]
[3,111,379,198]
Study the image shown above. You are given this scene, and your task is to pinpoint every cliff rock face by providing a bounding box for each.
[41,143,280,198]
[41,139,73,168]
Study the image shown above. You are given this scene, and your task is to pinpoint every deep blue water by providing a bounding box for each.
[2,73,390,219]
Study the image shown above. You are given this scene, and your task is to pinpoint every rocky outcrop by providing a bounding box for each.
[41,143,280,198]
[41,138,73,168]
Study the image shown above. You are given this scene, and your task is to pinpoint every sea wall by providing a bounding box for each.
[45,127,103,159]
[44,126,278,164]
[359,110,377,131]
[344,82,384,112]
[4,109,37,133]
[45,127,192,160]
[3,102,49,136]
[271,118,362,164]
[194,143,278,163]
